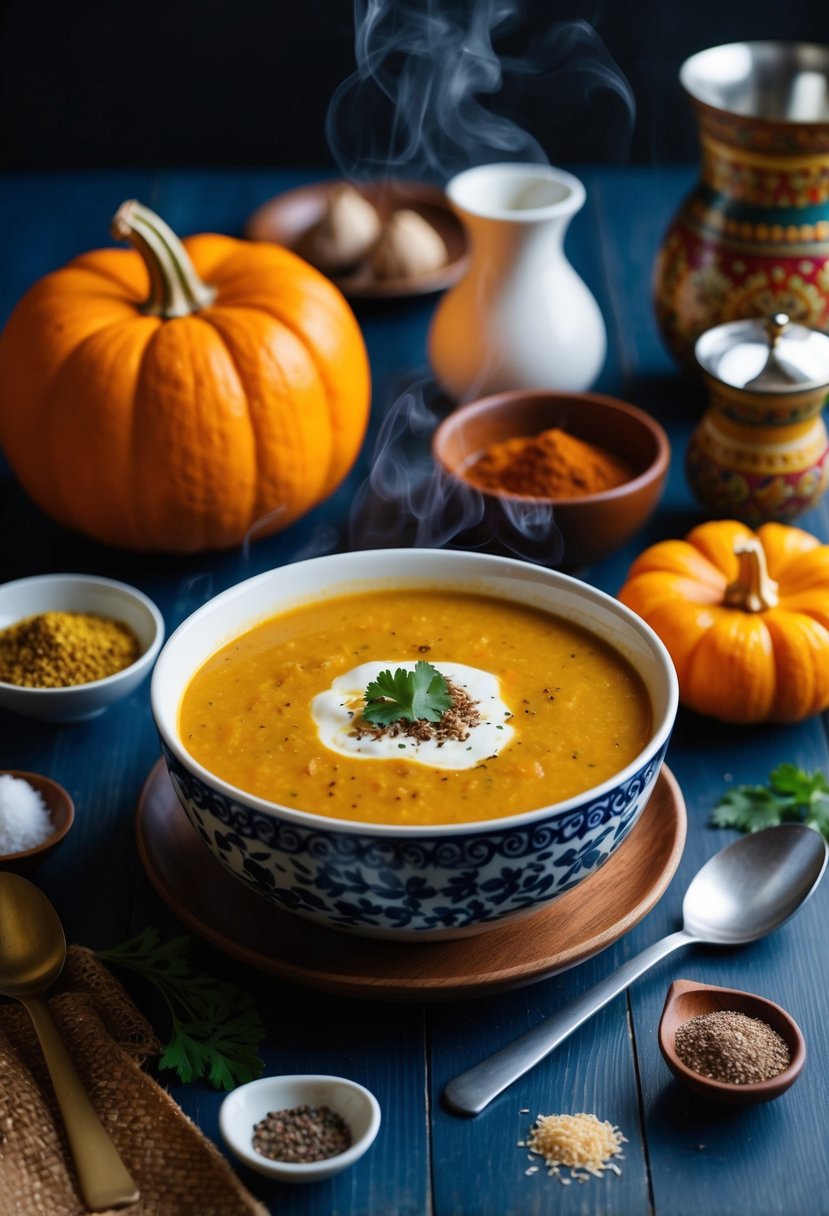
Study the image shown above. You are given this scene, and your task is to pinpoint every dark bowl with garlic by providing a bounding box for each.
[244,179,469,299]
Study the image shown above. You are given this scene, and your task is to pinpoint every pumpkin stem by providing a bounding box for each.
[110,199,217,318]
[723,539,779,612]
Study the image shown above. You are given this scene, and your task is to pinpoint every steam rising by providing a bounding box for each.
[327,2,635,181]
[499,17,635,159]
[332,2,633,568]
[202,3,634,581]
[348,376,482,548]
[348,373,565,567]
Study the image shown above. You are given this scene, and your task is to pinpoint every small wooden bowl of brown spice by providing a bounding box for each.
[658,978,806,1104]
[432,390,670,569]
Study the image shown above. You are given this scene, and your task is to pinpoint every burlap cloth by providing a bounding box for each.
[0,946,268,1216]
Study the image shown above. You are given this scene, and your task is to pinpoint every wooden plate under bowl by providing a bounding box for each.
[136,762,686,1001]
[244,179,469,300]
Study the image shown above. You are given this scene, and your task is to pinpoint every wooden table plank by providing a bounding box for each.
[431,970,651,1215]
[161,981,431,1216]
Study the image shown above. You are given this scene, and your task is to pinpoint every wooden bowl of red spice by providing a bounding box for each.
[432,391,670,568]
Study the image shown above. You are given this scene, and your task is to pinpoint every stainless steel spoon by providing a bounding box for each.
[0,872,140,1209]
[444,824,828,1116]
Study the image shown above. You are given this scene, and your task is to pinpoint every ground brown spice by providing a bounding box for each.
[674,1010,790,1084]
[465,427,634,498]
[252,1104,352,1163]
[0,611,140,688]
[351,676,482,744]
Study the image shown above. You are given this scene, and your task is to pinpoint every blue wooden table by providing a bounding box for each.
[2,167,829,1216]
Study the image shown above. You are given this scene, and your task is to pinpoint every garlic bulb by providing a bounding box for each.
[300,184,382,274]
[369,209,448,280]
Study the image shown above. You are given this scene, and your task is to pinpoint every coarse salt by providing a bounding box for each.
[0,775,53,854]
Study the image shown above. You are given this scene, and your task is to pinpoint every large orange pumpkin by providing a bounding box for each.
[0,200,371,552]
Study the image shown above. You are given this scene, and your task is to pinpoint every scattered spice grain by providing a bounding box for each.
[465,427,634,498]
[522,1111,626,1184]
[674,1010,790,1084]
[252,1103,352,1163]
[0,611,140,688]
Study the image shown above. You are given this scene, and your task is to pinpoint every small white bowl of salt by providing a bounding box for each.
[0,771,74,872]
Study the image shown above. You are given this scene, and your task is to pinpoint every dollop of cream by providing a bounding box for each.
[311,661,514,770]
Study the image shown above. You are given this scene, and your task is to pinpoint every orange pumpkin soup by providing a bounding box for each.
[179,590,651,826]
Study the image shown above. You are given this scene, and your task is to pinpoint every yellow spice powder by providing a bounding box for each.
[522,1111,626,1184]
[0,611,140,688]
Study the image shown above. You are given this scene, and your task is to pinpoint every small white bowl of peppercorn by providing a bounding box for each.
[0,573,164,723]
[219,1074,381,1183]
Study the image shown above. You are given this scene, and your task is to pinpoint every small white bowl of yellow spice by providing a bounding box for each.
[0,574,164,723]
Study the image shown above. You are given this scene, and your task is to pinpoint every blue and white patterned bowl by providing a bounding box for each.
[151,549,678,941]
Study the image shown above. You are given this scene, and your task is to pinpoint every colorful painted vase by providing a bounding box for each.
[687,313,829,524]
[654,42,829,368]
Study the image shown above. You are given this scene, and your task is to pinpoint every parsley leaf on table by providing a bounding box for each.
[711,763,829,841]
[363,660,452,725]
[97,929,265,1090]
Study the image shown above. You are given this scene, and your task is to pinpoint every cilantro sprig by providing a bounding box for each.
[97,929,265,1090]
[363,660,452,725]
[711,763,829,840]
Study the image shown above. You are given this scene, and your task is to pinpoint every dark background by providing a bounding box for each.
[0,0,827,173]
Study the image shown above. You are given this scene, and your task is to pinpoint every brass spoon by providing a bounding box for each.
[658,978,806,1105]
[0,873,139,1210]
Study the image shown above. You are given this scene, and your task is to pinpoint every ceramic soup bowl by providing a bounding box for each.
[151,549,677,941]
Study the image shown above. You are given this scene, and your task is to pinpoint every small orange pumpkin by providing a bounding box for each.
[0,201,371,552]
[617,519,829,724]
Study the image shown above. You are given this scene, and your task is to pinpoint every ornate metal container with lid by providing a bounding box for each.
[687,312,829,523]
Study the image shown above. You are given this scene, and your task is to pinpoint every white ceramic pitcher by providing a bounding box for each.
[429,162,606,400]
